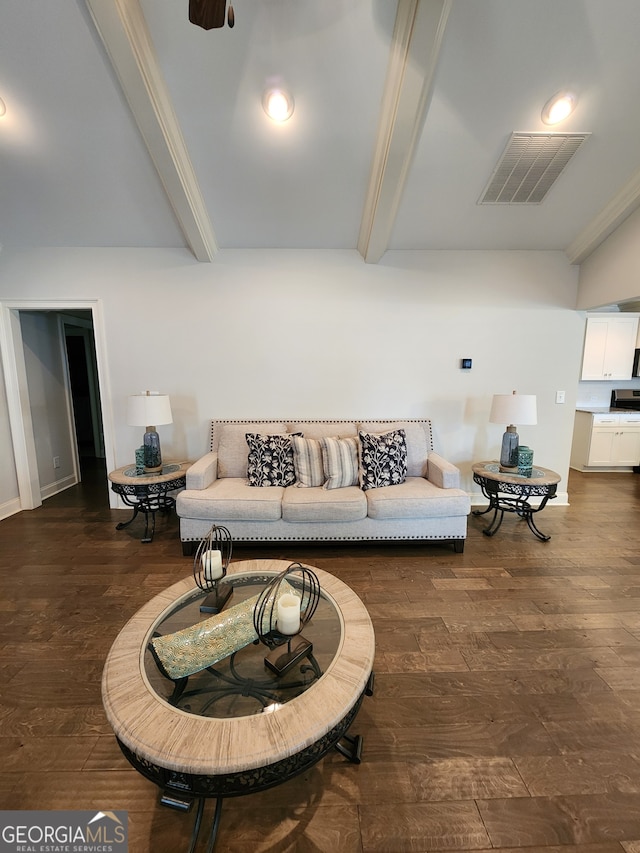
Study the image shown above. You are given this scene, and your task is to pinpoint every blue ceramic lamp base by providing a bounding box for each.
[499,425,519,472]
[143,426,162,473]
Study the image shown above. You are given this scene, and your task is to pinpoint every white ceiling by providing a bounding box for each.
[2,0,640,264]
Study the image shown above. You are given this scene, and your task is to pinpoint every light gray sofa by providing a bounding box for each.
[176,420,470,554]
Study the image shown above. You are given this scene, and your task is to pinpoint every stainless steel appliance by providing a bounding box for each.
[611,388,640,410]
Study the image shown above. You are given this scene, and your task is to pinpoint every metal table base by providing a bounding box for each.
[472,463,560,541]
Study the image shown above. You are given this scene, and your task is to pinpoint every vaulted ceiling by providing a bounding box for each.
[2,0,640,264]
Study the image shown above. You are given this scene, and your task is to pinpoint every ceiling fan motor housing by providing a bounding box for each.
[189,0,228,30]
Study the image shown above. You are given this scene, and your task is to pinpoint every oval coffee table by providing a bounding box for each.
[102,559,375,852]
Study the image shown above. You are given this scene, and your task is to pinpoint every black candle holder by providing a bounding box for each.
[253,562,321,676]
[193,525,233,614]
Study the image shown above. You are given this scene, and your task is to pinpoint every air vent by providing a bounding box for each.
[479,132,590,204]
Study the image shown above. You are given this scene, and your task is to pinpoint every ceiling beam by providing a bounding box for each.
[357,0,452,264]
[566,165,640,264]
[85,0,217,262]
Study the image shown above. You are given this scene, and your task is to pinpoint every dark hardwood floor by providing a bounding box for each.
[1,464,640,852]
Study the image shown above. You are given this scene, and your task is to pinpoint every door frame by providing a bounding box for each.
[0,298,117,509]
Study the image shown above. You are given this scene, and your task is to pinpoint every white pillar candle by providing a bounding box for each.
[201,549,223,581]
[277,592,301,635]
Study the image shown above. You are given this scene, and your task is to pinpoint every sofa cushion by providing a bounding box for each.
[216,422,286,478]
[359,429,407,491]
[291,435,326,488]
[246,433,301,487]
[287,422,357,440]
[365,476,470,520]
[177,478,283,521]
[359,421,430,477]
[321,436,359,490]
[282,486,367,522]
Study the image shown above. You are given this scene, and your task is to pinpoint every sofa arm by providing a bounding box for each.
[186,452,218,490]
[426,452,461,490]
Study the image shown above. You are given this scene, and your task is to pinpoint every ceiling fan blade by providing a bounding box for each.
[189,0,227,30]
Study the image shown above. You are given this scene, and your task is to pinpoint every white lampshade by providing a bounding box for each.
[489,392,537,426]
[127,392,172,427]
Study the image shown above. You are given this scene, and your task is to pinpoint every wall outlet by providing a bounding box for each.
[555,390,565,404]
[53,456,60,469]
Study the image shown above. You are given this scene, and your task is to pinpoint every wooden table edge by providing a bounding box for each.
[472,460,561,487]
[107,460,191,486]
[102,559,375,776]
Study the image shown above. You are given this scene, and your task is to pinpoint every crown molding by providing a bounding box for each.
[566,165,640,265]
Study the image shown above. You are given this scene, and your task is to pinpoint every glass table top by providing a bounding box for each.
[483,462,545,479]
[144,572,342,720]
[123,462,182,478]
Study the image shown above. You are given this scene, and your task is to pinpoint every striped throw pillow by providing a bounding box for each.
[291,435,325,487]
[321,436,359,490]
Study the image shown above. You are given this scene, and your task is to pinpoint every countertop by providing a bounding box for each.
[576,407,640,414]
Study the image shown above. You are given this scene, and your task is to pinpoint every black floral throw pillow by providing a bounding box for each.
[246,433,301,487]
[359,429,408,491]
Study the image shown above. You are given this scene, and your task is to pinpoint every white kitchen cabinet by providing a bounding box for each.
[614,425,640,464]
[571,411,640,470]
[580,315,638,380]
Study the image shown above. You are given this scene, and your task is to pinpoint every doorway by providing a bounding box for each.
[0,299,116,511]
[62,313,105,479]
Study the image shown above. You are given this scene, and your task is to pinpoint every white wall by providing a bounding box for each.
[578,205,640,310]
[0,247,583,503]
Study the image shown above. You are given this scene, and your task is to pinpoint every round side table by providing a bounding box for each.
[108,461,191,543]
[472,461,560,541]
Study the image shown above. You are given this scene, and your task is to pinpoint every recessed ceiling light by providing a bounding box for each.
[262,88,294,123]
[541,91,577,125]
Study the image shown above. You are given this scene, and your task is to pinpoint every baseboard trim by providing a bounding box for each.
[569,464,638,473]
[0,496,22,520]
[40,474,78,501]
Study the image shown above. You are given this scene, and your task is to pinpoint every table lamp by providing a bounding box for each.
[127,391,173,473]
[489,391,537,473]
